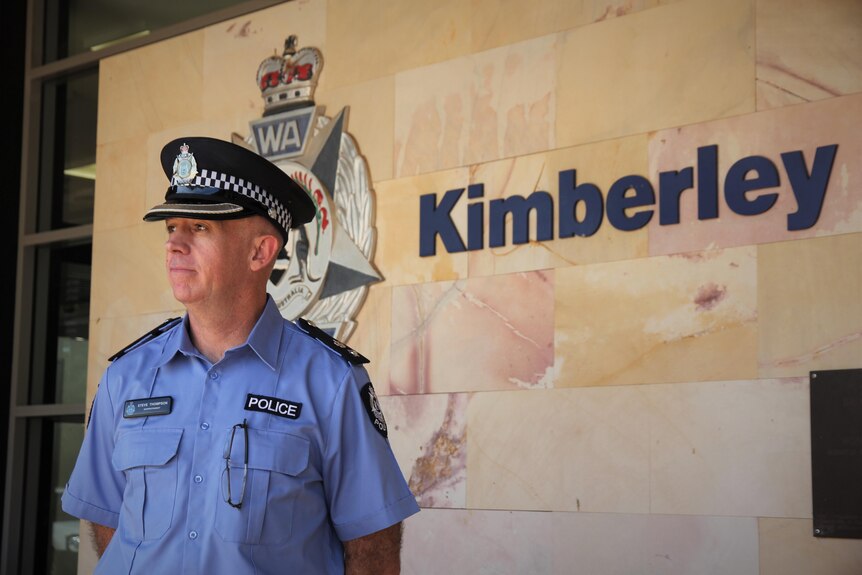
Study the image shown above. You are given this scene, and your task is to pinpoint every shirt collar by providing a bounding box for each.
[153,296,283,370]
[152,315,194,368]
[245,296,283,370]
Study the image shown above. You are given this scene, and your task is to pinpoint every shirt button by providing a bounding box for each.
[189,531,198,540]
[200,422,210,430]
[209,371,220,380]
[194,475,203,484]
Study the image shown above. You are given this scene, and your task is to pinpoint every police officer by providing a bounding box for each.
[62,137,419,574]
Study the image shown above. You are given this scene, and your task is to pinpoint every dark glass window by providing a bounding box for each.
[43,0,252,64]
[38,70,98,231]
[28,242,92,405]
[20,417,85,575]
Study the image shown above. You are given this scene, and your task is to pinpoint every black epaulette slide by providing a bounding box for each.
[295,318,369,365]
[108,317,182,362]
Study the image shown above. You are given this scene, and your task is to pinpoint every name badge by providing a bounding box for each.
[244,393,302,420]
[124,396,173,418]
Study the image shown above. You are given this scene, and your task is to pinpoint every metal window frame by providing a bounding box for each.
[1,2,287,572]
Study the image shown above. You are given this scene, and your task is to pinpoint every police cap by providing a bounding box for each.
[143,136,315,240]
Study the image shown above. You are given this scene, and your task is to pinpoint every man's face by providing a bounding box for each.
[164,217,257,307]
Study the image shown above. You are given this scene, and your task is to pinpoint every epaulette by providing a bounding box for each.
[108,317,182,362]
[295,318,369,365]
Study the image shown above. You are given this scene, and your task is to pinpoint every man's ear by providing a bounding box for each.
[250,233,281,272]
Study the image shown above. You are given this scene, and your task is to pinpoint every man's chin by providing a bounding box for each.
[170,288,201,306]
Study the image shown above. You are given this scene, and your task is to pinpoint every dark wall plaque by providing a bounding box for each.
[811,368,862,538]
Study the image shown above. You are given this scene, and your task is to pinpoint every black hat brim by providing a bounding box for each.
[143,201,251,222]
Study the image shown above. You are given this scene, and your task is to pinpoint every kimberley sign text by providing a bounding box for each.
[418,144,838,256]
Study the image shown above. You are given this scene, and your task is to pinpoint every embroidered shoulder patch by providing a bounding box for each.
[295,318,369,365]
[108,317,182,362]
[361,383,388,439]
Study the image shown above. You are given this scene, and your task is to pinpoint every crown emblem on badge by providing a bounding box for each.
[257,35,322,116]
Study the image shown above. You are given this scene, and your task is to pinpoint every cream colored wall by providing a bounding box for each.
[84,0,862,573]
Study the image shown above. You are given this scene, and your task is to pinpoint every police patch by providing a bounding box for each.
[244,393,302,420]
[361,383,387,439]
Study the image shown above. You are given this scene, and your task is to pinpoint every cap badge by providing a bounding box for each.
[171,142,198,186]
[268,207,278,219]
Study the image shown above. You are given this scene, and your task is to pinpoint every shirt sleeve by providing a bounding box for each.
[61,370,124,528]
[322,364,420,541]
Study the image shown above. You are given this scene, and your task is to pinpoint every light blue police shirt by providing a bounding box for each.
[62,298,419,574]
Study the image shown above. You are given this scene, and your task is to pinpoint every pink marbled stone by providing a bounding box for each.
[402,508,552,574]
[380,393,469,508]
[390,270,554,394]
[394,35,557,178]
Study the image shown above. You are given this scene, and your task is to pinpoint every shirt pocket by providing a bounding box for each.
[215,427,310,546]
[111,428,184,541]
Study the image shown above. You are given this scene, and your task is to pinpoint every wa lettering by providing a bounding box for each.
[255,121,302,156]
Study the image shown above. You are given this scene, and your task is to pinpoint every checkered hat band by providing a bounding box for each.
[191,169,293,231]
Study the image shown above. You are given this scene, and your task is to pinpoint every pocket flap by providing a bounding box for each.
[112,428,184,471]
[226,428,309,476]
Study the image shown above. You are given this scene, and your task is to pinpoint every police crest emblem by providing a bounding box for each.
[171,142,198,185]
[361,383,388,439]
[237,35,381,342]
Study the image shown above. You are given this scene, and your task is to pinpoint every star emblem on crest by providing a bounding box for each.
[285,108,381,300]
[234,35,382,342]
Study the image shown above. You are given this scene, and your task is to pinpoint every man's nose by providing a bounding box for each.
[165,231,190,252]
